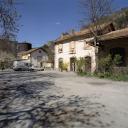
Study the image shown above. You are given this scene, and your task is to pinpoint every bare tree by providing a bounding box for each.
[80,0,113,72]
[0,0,19,40]
[80,0,113,40]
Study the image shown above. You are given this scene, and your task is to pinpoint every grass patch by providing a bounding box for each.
[109,74,128,81]
[77,72,128,81]
[77,72,92,77]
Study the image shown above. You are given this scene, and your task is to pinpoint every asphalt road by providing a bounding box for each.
[0,70,128,128]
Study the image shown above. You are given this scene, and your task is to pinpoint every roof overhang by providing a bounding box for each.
[54,22,114,45]
[99,27,128,41]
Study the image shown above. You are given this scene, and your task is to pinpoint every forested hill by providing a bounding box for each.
[108,7,128,29]
[81,7,128,30]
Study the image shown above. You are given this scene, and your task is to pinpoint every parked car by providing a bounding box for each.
[13,60,33,71]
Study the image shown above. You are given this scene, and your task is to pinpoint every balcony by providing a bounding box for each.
[58,48,63,53]
[84,43,92,50]
[69,48,76,54]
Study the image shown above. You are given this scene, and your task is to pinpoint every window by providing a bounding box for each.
[28,56,30,60]
[58,58,63,71]
[39,50,42,53]
[58,44,63,53]
[69,41,76,54]
[84,42,89,49]
[84,41,92,50]
[110,47,126,66]
[70,57,76,71]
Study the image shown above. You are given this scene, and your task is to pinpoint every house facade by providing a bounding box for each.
[18,48,49,68]
[54,38,96,72]
[54,23,115,73]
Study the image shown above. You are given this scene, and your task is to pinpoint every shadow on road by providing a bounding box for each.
[0,71,110,128]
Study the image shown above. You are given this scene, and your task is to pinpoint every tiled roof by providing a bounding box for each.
[18,48,40,55]
[54,22,114,44]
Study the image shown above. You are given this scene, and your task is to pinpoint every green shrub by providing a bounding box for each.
[76,54,128,81]
[109,74,128,81]
[76,57,85,73]
[62,63,68,71]
[113,54,122,66]
[98,54,112,73]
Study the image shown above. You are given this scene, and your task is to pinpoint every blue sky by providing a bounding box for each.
[16,0,128,47]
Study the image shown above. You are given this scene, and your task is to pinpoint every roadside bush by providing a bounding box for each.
[113,54,122,66]
[95,54,128,81]
[76,57,85,73]
[98,54,112,73]
[76,54,128,81]
[110,74,128,81]
[59,62,69,72]
[62,62,68,71]
[76,57,91,74]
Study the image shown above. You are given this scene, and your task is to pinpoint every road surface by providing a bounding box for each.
[0,70,128,128]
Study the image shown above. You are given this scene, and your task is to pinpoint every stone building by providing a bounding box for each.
[54,23,115,73]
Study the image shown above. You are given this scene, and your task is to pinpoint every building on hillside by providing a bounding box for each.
[18,48,51,68]
[54,23,118,73]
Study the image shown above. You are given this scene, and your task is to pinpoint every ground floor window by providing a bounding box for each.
[110,47,126,66]
[58,58,63,71]
[70,57,76,71]
[85,56,91,73]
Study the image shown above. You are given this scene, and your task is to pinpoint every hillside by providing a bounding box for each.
[81,7,128,30]
[102,7,128,29]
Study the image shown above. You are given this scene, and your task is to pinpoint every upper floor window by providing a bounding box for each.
[69,41,76,54]
[28,56,30,60]
[39,50,42,53]
[58,44,63,53]
[84,41,91,50]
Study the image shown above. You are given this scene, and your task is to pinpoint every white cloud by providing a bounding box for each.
[55,22,61,25]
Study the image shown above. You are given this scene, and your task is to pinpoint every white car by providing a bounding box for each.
[13,60,33,71]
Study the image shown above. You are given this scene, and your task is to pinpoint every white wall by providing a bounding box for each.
[31,49,48,67]
[54,38,96,72]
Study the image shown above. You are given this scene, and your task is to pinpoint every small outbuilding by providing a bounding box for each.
[18,48,50,68]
